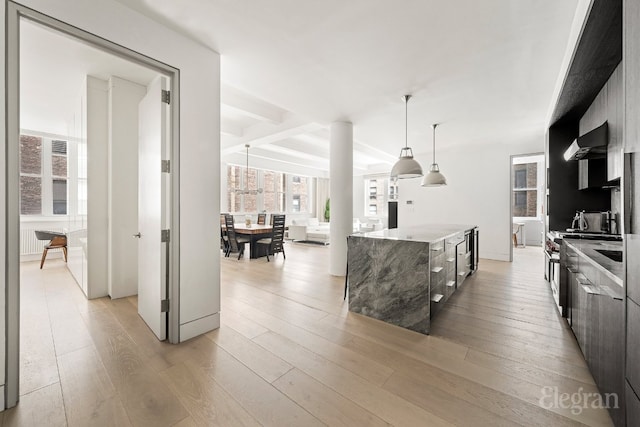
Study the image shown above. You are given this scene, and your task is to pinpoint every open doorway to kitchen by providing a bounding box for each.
[510,153,545,262]
[7,3,180,410]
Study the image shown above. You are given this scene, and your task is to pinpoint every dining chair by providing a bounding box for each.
[220,213,229,253]
[34,230,68,269]
[224,214,250,259]
[257,214,286,261]
[257,213,267,225]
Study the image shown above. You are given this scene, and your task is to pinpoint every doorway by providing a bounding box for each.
[6,3,181,409]
[510,153,545,262]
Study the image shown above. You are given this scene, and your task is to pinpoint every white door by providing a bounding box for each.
[137,75,170,340]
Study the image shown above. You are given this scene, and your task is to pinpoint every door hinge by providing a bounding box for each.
[161,229,170,242]
[161,299,170,312]
[161,89,171,104]
[161,159,170,173]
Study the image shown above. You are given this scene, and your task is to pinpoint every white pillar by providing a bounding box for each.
[329,122,353,276]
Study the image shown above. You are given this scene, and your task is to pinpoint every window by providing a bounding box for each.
[51,140,68,215]
[512,160,541,218]
[364,175,389,217]
[263,170,286,212]
[20,135,43,215]
[290,175,309,213]
[20,133,76,216]
[225,166,309,213]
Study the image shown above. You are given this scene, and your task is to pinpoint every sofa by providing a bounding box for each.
[288,218,330,244]
[353,218,384,233]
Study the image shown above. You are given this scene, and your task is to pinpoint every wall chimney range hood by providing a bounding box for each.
[563,122,608,161]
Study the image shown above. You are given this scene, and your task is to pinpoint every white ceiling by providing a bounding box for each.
[20,19,159,137]
[21,0,582,176]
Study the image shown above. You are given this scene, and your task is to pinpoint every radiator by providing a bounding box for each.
[20,228,64,255]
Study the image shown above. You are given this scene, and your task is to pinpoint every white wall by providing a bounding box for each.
[86,76,109,298]
[3,0,221,389]
[0,0,6,405]
[108,76,146,298]
[398,138,543,261]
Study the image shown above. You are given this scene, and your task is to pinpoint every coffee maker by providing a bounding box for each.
[569,210,617,233]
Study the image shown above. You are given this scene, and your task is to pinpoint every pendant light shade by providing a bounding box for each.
[390,95,423,179]
[234,144,263,194]
[421,124,447,187]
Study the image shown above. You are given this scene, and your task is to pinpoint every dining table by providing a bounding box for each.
[232,224,273,259]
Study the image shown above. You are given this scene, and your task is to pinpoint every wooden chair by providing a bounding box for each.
[257,213,267,225]
[257,214,286,262]
[34,230,67,269]
[220,213,229,253]
[224,214,250,259]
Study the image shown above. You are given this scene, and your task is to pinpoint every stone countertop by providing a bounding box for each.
[352,224,477,244]
[564,238,623,287]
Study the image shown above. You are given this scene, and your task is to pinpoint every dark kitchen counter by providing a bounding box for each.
[563,238,623,288]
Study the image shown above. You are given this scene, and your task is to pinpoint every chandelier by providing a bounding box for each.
[235,144,263,195]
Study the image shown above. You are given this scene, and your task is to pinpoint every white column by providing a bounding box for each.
[329,122,353,276]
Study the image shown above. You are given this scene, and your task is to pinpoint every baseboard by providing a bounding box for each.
[179,312,220,342]
[0,385,5,411]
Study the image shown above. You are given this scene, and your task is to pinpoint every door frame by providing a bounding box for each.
[5,1,182,409]
[509,152,546,262]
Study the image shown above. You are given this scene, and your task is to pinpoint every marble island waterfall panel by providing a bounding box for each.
[347,236,431,334]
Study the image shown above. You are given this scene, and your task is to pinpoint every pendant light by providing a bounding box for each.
[421,123,447,187]
[234,144,263,194]
[390,95,423,179]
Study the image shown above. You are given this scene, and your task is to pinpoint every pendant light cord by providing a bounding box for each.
[432,124,438,165]
[402,94,411,150]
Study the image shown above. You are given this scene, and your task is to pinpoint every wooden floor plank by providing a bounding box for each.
[205,326,294,383]
[253,330,454,427]
[2,383,67,427]
[56,346,131,426]
[273,368,391,427]
[183,341,324,427]
[159,361,260,426]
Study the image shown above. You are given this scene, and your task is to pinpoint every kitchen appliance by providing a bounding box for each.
[568,210,616,233]
[563,121,608,161]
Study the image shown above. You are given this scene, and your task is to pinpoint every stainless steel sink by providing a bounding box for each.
[595,249,623,263]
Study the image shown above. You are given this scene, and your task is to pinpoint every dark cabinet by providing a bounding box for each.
[627,298,640,397]
[566,243,625,426]
[571,273,589,355]
[596,286,625,426]
[627,382,640,427]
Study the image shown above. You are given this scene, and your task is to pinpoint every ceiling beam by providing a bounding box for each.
[221,85,285,124]
[221,115,325,155]
[221,120,243,137]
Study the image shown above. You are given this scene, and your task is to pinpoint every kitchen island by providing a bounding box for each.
[347,224,478,335]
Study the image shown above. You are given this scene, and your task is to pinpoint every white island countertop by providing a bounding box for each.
[353,224,477,244]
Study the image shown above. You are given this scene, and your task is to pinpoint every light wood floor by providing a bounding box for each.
[0,243,613,426]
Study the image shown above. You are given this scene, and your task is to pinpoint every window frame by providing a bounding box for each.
[512,158,544,221]
[19,132,76,217]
